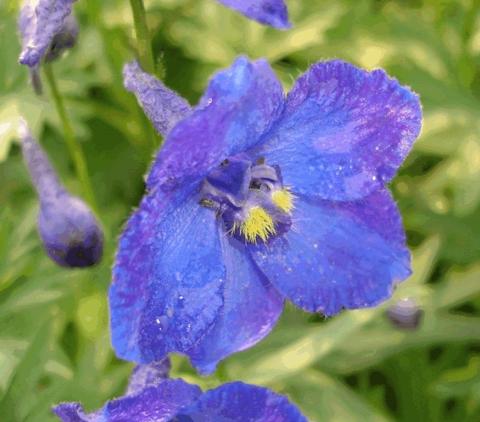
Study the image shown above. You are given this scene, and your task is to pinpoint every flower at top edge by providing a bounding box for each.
[18,0,78,94]
[216,0,291,29]
[18,0,78,68]
[20,121,103,268]
[53,360,307,422]
[113,56,422,374]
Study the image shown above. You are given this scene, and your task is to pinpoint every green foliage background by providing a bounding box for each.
[1,0,480,420]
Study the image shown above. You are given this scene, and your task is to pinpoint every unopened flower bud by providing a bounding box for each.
[387,297,423,330]
[20,122,103,268]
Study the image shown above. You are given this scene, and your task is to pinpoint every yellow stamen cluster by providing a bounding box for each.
[272,189,294,213]
[239,206,276,243]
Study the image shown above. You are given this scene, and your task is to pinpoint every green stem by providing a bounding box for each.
[43,63,98,213]
[129,0,156,74]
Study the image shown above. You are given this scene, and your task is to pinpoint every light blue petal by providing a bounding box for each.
[104,380,201,422]
[249,189,411,315]
[109,182,225,365]
[146,56,284,190]
[251,60,422,200]
[217,0,291,29]
[188,236,283,374]
[177,381,307,421]
[53,379,202,422]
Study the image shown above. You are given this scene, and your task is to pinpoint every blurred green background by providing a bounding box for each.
[1,0,480,420]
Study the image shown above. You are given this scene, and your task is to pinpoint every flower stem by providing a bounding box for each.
[43,63,98,213]
[129,0,156,74]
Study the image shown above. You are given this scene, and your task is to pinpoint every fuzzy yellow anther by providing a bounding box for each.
[272,189,294,213]
[239,206,276,243]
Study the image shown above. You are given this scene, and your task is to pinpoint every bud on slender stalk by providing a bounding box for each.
[19,122,103,268]
[18,0,79,95]
[387,297,423,330]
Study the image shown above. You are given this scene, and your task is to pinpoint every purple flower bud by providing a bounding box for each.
[20,122,103,268]
[387,297,423,330]
[18,0,78,68]
[44,14,79,63]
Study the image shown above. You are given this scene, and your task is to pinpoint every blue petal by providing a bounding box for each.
[187,236,283,374]
[249,189,411,315]
[109,182,224,364]
[123,61,192,137]
[104,380,201,422]
[146,56,284,190]
[177,381,307,421]
[53,380,202,422]
[18,0,77,67]
[52,403,98,422]
[251,60,422,200]
[110,180,282,373]
[217,0,291,29]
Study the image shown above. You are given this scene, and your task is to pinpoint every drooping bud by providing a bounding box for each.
[18,0,78,94]
[44,14,79,63]
[19,122,103,268]
[387,297,423,330]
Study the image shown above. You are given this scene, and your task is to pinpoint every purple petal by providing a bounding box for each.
[104,380,201,421]
[53,379,202,422]
[146,56,284,190]
[217,0,291,29]
[109,182,224,365]
[177,381,307,421]
[18,0,77,67]
[249,189,411,315]
[126,359,172,395]
[53,403,101,422]
[251,60,422,201]
[187,236,283,374]
[123,61,192,137]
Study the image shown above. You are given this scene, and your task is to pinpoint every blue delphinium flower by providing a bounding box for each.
[216,0,290,29]
[53,361,306,421]
[111,56,422,374]
[20,122,103,267]
[18,0,78,93]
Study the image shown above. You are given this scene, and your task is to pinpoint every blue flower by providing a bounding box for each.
[216,0,290,29]
[53,361,306,421]
[20,122,103,267]
[111,57,422,374]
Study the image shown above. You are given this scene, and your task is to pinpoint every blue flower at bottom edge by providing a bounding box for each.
[53,361,306,421]
[111,57,422,374]
[216,0,290,29]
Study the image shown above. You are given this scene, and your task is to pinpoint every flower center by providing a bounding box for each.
[199,155,294,243]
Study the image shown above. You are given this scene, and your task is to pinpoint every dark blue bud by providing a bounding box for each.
[387,297,423,330]
[20,122,103,268]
